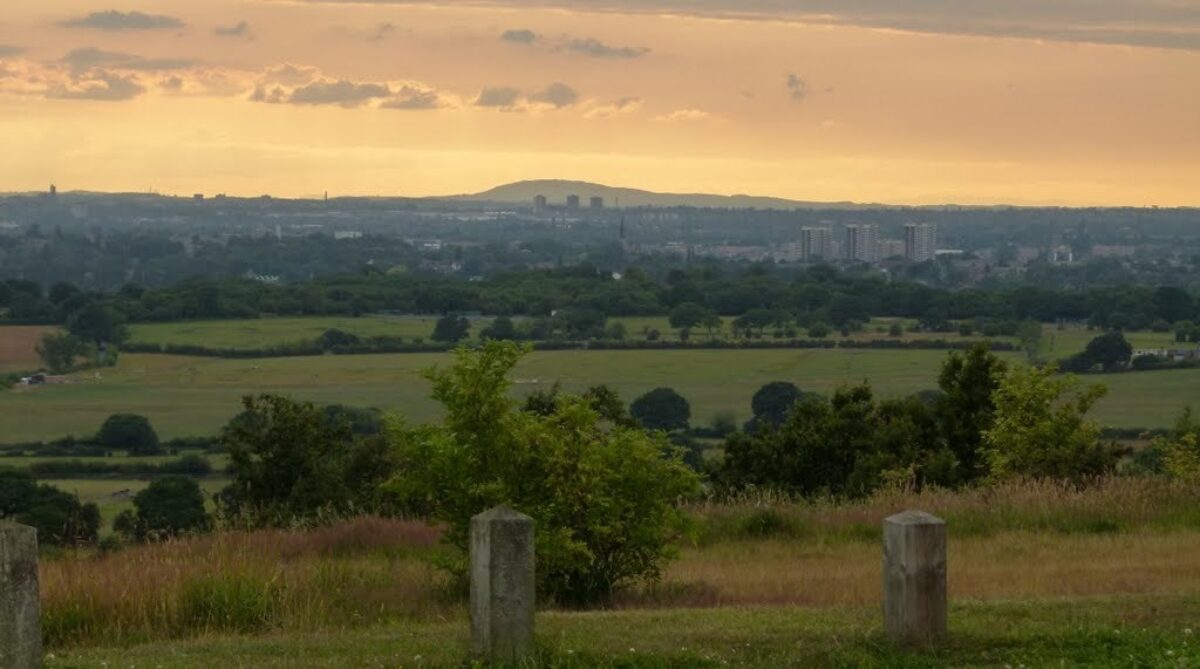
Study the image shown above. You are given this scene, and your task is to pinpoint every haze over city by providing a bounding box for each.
[2,0,1199,205]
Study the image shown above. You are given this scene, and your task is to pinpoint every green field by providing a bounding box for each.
[3,346,1198,442]
[47,595,1200,668]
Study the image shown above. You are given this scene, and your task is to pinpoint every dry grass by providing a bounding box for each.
[40,517,450,648]
[38,478,1200,650]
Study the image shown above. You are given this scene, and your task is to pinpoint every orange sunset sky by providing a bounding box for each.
[2,0,1198,205]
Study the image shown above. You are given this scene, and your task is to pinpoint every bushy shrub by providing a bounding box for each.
[116,476,211,541]
[385,342,701,605]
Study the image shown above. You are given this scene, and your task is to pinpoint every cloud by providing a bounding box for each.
[215,21,252,38]
[475,86,522,108]
[786,73,807,101]
[655,108,712,122]
[60,48,196,74]
[291,0,1200,51]
[286,79,391,107]
[47,69,145,101]
[59,10,184,31]
[260,64,320,86]
[562,37,649,59]
[501,29,538,44]
[584,96,642,119]
[529,82,579,108]
[381,84,443,110]
[369,22,398,41]
[159,76,184,92]
[0,46,23,58]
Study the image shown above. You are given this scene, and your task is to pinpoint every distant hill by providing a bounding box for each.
[447,179,877,210]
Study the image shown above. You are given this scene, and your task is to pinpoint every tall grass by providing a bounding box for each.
[40,517,449,648]
[692,476,1200,544]
[39,478,1200,649]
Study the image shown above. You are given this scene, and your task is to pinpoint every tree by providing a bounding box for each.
[317,328,360,350]
[936,344,1007,483]
[1081,331,1133,370]
[669,302,713,337]
[67,303,127,347]
[432,314,471,343]
[480,316,517,341]
[119,476,210,540]
[807,322,831,339]
[1015,320,1043,362]
[630,387,691,432]
[750,381,801,429]
[384,343,700,605]
[36,332,87,373]
[219,395,398,526]
[722,384,953,497]
[97,414,162,456]
[0,471,100,546]
[983,365,1119,482]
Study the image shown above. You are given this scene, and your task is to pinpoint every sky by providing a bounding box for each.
[1,0,1198,205]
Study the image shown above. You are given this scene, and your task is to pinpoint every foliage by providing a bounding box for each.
[936,344,1008,483]
[0,469,100,546]
[630,387,691,432]
[66,302,128,346]
[317,328,360,350]
[431,314,471,343]
[218,395,398,526]
[97,413,162,456]
[721,384,955,497]
[384,342,701,605]
[116,476,210,541]
[35,332,88,373]
[1155,409,1200,482]
[983,365,1120,482]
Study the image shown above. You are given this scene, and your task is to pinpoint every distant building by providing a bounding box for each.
[904,223,937,262]
[333,230,363,240]
[1052,245,1074,264]
[799,226,834,261]
[49,184,57,197]
[566,195,581,210]
[193,193,205,201]
[589,196,604,210]
[845,224,880,263]
[533,195,547,214]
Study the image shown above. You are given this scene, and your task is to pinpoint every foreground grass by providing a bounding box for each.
[39,479,1200,652]
[49,594,1200,667]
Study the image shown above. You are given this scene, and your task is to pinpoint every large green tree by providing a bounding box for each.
[385,343,700,605]
[936,344,1008,483]
[983,365,1120,482]
[630,387,691,432]
[97,414,162,456]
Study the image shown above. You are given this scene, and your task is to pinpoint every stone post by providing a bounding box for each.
[470,506,535,662]
[883,510,946,644]
[0,523,41,669]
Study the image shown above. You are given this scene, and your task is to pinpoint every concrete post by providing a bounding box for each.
[883,510,946,644]
[0,523,41,669]
[470,506,535,663]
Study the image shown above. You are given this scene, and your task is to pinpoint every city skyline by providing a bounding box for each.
[2,1,1198,206]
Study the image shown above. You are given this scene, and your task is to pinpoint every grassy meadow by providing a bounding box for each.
[3,345,1197,443]
[39,479,1200,666]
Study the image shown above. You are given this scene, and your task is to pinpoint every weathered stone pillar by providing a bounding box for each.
[0,523,41,669]
[470,506,535,662]
[883,510,946,644]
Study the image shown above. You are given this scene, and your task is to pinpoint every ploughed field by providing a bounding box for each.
[2,346,1197,443]
[0,325,55,372]
[41,479,1200,667]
